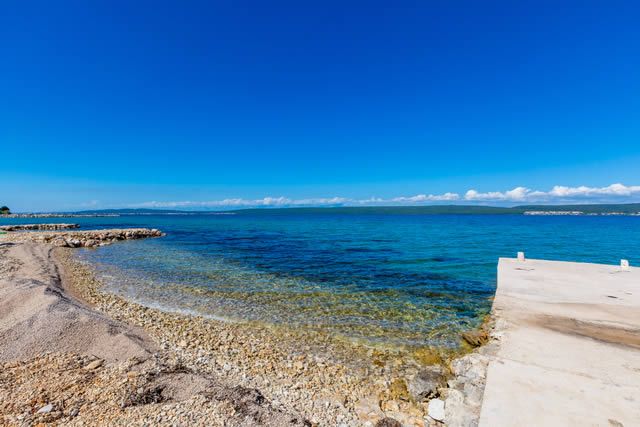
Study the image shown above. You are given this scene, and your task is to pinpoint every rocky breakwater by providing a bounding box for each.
[4,213,120,218]
[0,223,80,231]
[3,228,164,248]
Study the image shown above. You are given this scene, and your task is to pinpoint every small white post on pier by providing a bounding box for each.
[517,251,525,262]
[621,259,630,271]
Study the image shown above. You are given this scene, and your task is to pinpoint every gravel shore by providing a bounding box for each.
[0,231,491,426]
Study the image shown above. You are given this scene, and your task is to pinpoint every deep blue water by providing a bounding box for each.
[3,213,639,348]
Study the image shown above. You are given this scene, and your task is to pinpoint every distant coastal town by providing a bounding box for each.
[523,211,640,216]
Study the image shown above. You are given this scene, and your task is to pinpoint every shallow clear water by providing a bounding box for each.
[4,213,639,348]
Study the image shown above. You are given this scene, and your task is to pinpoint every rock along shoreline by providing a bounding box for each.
[1,227,164,247]
[0,223,80,231]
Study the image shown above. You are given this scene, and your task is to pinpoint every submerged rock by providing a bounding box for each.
[461,330,489,347]
[388,378,410,401]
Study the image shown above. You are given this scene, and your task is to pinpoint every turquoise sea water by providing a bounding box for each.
[3,213,639,348]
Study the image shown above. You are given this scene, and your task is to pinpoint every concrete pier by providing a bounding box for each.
[479,258,640,426]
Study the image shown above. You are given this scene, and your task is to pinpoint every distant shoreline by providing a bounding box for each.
[3,202,640,218]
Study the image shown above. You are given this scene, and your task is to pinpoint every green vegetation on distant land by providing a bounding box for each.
[67,203,640,216]
[0,206,10,215]
[232,205,515,215]
[232,203,640,215]
[74,208,187,215]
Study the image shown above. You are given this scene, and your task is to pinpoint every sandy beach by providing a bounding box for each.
[0,230,488,426]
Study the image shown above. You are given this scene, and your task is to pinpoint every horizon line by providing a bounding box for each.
[9,201,640,215]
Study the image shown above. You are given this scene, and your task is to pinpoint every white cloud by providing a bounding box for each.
[290,197,349,205]
[136,197,349,209]
[355,197,385,204]
[133,183,640,209]
[464,186,530,201]
[464,183,640,202]
[548,183,640,198]
[465,190,504,201]
[392,192,460,203]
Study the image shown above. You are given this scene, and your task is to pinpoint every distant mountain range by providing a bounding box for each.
[66,203,640,216]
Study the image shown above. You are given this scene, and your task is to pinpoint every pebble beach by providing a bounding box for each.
[0,228,491,426]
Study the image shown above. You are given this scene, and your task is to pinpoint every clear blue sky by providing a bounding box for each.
[1,1,639,211]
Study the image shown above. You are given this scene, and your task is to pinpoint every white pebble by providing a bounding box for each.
[37,403,53,414]
[428,398,445,421]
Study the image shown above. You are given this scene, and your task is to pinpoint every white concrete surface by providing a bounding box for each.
[479,258,640,427]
